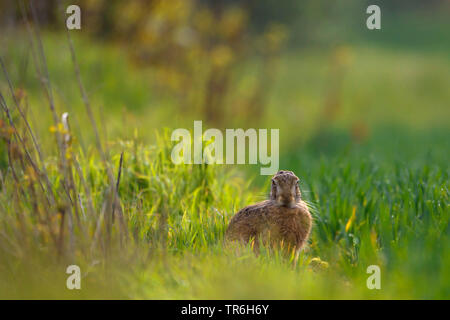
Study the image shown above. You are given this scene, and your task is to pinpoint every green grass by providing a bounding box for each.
[0,127,447,299]
[0,30,449,299]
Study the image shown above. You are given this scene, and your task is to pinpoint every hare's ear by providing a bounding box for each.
[270,179,277,200]
[295,180,302,200]
[271,178,278,187]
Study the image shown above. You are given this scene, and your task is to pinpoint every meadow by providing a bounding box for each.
[0,23,449,299]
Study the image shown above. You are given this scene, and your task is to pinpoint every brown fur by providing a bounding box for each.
[226,170,312,254]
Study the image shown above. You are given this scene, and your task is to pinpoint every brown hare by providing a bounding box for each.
[226,170,312,256]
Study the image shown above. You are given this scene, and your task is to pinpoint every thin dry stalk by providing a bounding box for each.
[0,91,55,206]
[0,57,44,163]
[65,28,125,252]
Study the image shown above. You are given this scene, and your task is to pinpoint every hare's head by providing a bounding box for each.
[270,170,301,208]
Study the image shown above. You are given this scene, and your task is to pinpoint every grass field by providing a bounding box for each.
[0,30,449,299]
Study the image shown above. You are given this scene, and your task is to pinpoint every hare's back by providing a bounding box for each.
[226,201,271,241]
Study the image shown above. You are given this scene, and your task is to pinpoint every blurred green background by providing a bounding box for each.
[0,0,448,299]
